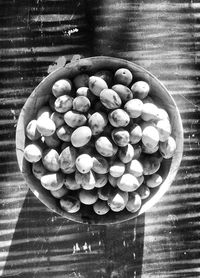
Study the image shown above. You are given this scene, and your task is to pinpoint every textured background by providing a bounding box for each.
[0,0,200,277]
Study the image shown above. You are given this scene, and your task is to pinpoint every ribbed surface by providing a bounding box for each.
[0,0,200,277]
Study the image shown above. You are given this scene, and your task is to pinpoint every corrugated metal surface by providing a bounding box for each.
[0,0,200,277]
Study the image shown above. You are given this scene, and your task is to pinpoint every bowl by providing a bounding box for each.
[16,56,183,225]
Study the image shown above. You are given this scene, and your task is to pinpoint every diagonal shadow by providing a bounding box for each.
[2,189,145,278]
[2,0,145,277]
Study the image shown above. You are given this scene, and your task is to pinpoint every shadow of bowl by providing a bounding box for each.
[16,56,183,225]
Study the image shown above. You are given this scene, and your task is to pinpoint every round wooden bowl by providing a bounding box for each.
[16,56,183,225]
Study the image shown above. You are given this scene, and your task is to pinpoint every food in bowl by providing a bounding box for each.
[16,57,183,224]
[22,64,178,218]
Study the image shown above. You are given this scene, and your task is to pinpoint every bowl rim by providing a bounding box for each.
[16,56,184,225]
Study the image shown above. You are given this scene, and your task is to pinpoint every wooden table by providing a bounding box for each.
[0,0,200,277]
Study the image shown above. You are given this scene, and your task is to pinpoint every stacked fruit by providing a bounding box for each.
[24,68,176,216]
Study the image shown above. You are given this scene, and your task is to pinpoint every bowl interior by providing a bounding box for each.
[16,56,183,225]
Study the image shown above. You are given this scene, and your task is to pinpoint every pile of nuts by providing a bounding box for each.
[24,67,176,216]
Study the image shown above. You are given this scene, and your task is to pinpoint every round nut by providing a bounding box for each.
[131,81,150,99]
[117,173,140,192]
[75,154,93,174]
[79,189,98,205]
[71,126,92,148]
[52,79,72,97]
[24,143,42,163]
[114,68,133,86]
[126,192,142,213]
[93,200,110,215]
